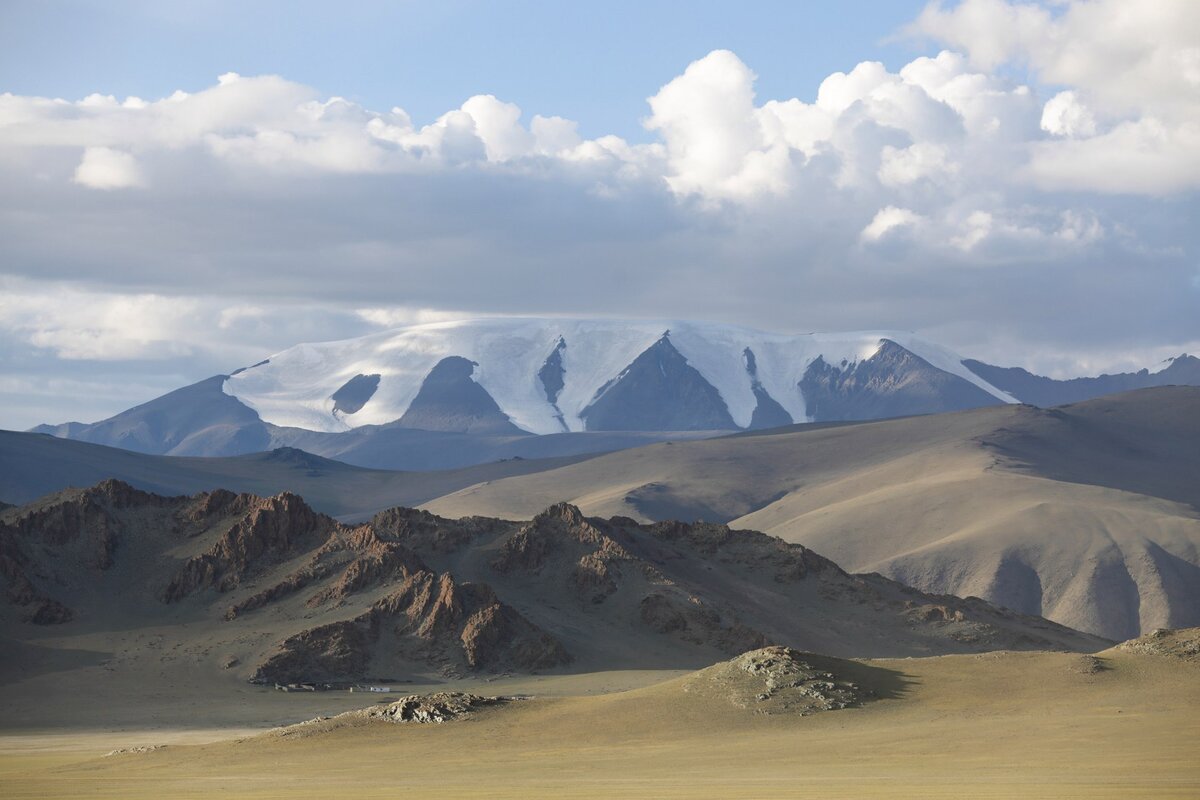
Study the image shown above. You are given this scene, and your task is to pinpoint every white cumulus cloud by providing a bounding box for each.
[73,146,144,189]
[911,0,1200,194]
[1040,91,1096,138]
[861,206,924,242]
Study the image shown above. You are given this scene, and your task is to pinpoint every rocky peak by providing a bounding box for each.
[495,504,632,587]
[162,491,334,602]
[185,488,243,521]
[530,502,588,527]
[254,569,570,683]
[84,478,161,508]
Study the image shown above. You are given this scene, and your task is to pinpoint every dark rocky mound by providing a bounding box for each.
[1116,627,1200,662]
[252,572,569,684]
[681,646,865,715]
[331,373,381,417]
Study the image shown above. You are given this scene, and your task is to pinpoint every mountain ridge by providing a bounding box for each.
[0,479,1106,690]
[28,318,1197,469]
[422,387,1200,641]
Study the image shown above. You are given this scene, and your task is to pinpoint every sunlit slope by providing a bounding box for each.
[423,388,1200,640]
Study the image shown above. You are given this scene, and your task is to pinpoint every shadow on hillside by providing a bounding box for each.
[0,636,111,685]
[804,652,916,702]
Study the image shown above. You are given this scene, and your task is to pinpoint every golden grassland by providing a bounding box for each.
[2,647,1197,799]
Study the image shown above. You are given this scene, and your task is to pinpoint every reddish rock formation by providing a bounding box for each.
[254,568,570,683]
[163,492,336,602]
[493,503,636,604]
[2,481,1110,685]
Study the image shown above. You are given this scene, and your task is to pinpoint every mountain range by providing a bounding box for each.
[0,479,1104,693]
[28,318,1200,470]
[5,386,1198,642]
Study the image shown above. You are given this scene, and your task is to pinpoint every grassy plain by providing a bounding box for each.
[3,647,1196,799]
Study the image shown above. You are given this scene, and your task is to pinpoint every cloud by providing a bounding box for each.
[0,0,1197,430]
[1040,91,1096,138]
[0,278,411,363]
[878,142,957,186]
[1027,118,1200,194]
[911,0,1200,120]
[73,146,144,189]
[6,12,1193,201]
[861,206,924,242]
[643,49,788,200]
[910,0,1200,194]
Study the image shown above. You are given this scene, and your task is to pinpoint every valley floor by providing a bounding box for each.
[2,647,1197,799]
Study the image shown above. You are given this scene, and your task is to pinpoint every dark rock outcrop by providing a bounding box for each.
[1116,627,1200,662]
[743,348,794,430]
[361,692,504,724]
[330,374,381,417]
[277,693,506,737]
[163,492,336,602]
[682,646,866,715]
[397,357,522,434]
[253,570,569,683]
[801,340,1003,422]
[581,334,737,431]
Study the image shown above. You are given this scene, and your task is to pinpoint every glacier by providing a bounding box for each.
[222,318,1017,434]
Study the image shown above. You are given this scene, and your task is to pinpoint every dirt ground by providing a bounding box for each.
[2,647,1197,799]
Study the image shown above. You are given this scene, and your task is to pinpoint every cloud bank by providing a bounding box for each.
[1,0,1197,428]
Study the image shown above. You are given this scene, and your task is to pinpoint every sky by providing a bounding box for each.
[1,0,1198,429]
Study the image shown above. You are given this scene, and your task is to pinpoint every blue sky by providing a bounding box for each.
[1,0,927,140]
[0,0,1197,429]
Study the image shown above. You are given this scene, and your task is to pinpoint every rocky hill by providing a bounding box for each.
[0,481,1106,687]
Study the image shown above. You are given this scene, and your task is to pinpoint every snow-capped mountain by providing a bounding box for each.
[28,317,1199,470]
[222,318,1015,435]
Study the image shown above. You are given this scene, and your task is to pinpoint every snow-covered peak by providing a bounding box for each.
[222,317,1015,434]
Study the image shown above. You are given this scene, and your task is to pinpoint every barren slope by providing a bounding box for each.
[422,387,1200,640]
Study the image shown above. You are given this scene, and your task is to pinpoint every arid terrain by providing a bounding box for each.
[1,389,1196,797]
[0,479,1102,731]
[2,630,1197,799]
[425,387,1200,641]
[5,1,1196,795]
